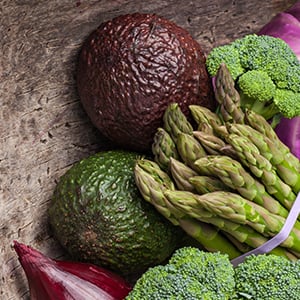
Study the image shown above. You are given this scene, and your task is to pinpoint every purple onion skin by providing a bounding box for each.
[258,1,300,159]
[13,241,132,300]
[274,116,300,159]
[258,11,300,60]
[286,1,300,20]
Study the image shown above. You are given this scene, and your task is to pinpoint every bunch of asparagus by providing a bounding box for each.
[134,63,300,261]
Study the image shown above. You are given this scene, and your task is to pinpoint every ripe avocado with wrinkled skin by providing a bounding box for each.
[77,13,215,152]
[48,150,183,275]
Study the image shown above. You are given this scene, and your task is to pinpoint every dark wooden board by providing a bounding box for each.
[1,0,296,298]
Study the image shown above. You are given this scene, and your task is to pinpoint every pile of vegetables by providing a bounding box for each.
[206,34,300,121]
[15,240,300,299]
[126,246,300,299]
[13,2,300,299]
[134,63,300,262]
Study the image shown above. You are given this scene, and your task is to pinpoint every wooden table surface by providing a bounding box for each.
[1,0,297,298]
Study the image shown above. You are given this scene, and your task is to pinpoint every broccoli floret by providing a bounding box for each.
[206,34,300,119]
[233,254,300,299]
[125,247,235,300]
[274,89,300,118]
[237,70,278,119]
[206,44,245,80]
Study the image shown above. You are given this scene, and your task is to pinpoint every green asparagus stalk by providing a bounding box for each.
[189,104,223,129]
[197,121,215,134]
[163,190,298,260]
[163,103,193,143]
[189,175,232,194]
[222,232,253,253]
[227,122,300,199]
[134,159,179,225]
[193,130,237,157]
[193,130,227,155]
[225,132,297,208]
[134,158,241,258]
[176,132,206,169]
[245,109,291,148]
[245,109,300,173]
[176,218,240,255]
[169,157,198,192]
[193,155,290,218]
[194,191,300,253]
[152,127,179,172]
[214,63,245,124]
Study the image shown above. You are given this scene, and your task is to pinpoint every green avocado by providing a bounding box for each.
[48,150,183,275]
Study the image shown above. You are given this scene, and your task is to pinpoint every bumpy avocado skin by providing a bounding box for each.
[49,150,183,275]
[77,13,215,152]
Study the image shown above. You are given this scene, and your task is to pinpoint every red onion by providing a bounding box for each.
[13,241,132,300]
[273,116,300,159]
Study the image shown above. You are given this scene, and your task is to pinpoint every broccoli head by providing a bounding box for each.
[206,34,300,120]
[237,70,278,119]
[125,247,235,300]
[206,44,245,81]
[274,89,300,118]
[233,254,300,299]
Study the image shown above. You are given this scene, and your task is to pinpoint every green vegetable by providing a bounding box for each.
[163,102,193,143]
[237,70,278,120]
[214,63,245,124]
[176,132,206,169]
[233,254,300,299]
[193,130,229,155]
[189,104,223,129]
[169,157,198,192]
[163,190,298,260]
[244,109,300,173]
[189,175,231,194]
[48,150,183,276]
[224,131,298,205]
[125,247,235,300]
[226,122,300,197]
[206,34,300,120]
[152,127,179,172]
[193,155,289,217]
[134,158,242,257]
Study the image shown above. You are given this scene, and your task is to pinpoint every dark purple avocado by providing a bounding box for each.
[77,13,215,152]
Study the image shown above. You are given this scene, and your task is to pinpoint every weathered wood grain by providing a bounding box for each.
[0,0,296,298]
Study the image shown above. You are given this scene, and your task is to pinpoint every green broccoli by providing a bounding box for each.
[237,70,278,120]
[206,34,300,120]
[125,247,235,300]
[233,254,300,299]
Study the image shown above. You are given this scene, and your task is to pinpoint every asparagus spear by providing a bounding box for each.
[193,155,289,218]
[163,103,193,143]
[214,63,245,124]
[169,157,198,192]
[196,191,300,253]
[193,130,237,157]
[134,159,179,224]
[134,158,241,258]
[189,104,223,129]
[176,132,206,169]
[225,132,297,208]
[164,190,298,260]
[245,109,300,173]
[245,109,290,149]
[193,130,227,155]
[152,127,179,172]
[189,175,232,194]
[227,122,300,197]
